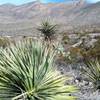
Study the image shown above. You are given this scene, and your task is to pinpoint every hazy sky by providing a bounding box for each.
[0,0,99,5]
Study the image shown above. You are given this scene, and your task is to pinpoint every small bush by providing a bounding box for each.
[84,59,100,90]
[62,34,70,44]
[0,37,10,48]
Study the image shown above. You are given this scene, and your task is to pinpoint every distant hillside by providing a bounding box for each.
[0,0,100,36]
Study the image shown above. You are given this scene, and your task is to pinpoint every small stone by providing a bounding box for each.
[83,80,89,86]
[76,76,82,82]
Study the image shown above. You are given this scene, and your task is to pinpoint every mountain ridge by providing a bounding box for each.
[0,1,99,35]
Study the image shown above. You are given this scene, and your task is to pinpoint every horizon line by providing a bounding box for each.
[0,0,98,6]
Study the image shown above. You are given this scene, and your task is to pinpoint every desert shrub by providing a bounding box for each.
[76,36,100,60]
[0,40,77,100]
[67,47,83,63]
[62,34,70,44]
[37,20,58,41]
[67,33,100,60]
[87,36,100,59]
[60,32,91,62]
[0,37,11,48]
[83,59,100,90]
[56,44,83,64]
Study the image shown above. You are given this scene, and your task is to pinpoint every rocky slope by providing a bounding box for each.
[0,0,100,35]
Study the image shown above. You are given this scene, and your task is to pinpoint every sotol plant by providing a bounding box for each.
[0,40,77,100]
[84,59,100,90]
[37,20,58,41]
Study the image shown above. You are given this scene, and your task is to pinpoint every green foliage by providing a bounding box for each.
[84,59,100,90]
[37,20,58,41]
[0,40,77,100]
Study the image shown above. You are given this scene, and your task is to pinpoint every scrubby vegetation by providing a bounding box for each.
[83,59,100,90]
[0,0,99,99]
[0,19,99,100]
[0,36,11,48]
[59,32,100,63]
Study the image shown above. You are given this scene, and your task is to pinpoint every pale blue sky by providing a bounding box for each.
[87,0,100,3]
[0,0,99,5]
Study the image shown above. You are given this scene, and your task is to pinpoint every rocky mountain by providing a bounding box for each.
[0,0,100,36]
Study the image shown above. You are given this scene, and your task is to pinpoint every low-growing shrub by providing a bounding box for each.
[62,34,70,44]
[84,59,100,90]
[0,37,11,48]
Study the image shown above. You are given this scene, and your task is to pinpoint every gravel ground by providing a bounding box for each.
[56,61,100,100]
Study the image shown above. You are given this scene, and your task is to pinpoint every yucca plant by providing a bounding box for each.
[37,20,58,41]
[0,40,77,100]
[84,59,100,90]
